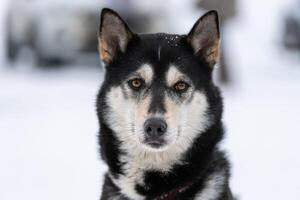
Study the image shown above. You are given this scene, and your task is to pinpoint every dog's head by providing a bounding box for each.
[97,9,222,152]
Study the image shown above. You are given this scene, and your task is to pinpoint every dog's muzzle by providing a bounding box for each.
[143,118,167,148]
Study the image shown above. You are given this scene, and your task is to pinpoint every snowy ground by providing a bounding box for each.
[0,0,300,200]
[0,66,105,200]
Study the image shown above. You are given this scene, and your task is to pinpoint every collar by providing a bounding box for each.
[154,181,193,200]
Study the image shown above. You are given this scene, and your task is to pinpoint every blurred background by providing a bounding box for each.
[0,0,299,199]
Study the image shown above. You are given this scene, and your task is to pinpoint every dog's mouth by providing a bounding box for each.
[144,138,166,149]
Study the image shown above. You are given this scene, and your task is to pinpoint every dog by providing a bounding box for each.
[96,8,233,200]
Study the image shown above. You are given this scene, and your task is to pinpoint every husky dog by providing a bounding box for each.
[96,8,233,200]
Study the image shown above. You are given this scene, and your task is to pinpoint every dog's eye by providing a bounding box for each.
[174,81,189,92]
[128,78,143,90]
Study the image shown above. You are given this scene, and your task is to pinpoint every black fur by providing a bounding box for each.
[96,8,232,200]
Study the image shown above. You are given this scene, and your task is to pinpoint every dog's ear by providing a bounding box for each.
[98,8,134,65]
[187,10,220,67]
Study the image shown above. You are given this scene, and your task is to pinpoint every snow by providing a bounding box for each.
[0,67,106,200]
[0,0,300,200]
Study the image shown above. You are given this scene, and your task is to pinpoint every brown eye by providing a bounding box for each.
[174,81,189,92]
[129,78,143,90]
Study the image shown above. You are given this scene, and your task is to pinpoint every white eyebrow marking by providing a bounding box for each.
[158,46,161,61]
[166,65,186,86]
[136,64,153,83]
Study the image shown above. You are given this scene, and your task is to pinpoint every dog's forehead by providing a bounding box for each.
[105,33,207,86]
[138,33,184,62]
[140,33,182,45]
[131,33,186,76]
[156,33,182,47]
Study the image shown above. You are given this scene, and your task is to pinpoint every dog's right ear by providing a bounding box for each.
[98,8,134,65]
[187,11,220,68]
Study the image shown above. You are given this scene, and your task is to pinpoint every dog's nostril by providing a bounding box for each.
[147,127,152,133]
[144,118,167,137]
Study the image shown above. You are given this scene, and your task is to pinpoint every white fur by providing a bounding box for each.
[109,195,124,200]
[164,91,210,155]
[195,170,226,200]
[135,64,153,84]
[166,65,191,87]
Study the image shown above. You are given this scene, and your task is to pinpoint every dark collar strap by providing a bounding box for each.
[154,182,193,200]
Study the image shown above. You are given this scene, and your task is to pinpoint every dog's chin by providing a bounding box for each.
[140,139,172,152]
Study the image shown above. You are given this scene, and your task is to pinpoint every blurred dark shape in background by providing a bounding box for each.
[104,0,153,33]
[5,0,152,67]
[283,0,300,50]
[4,0,300,70]
[6,0,101,66]
[196,0,237,83]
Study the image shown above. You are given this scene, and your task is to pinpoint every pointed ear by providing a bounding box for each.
[187,10,220,67]
[98,8,134,64]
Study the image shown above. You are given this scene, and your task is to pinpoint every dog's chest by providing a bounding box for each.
[115,161,146,199]
[111,156,227,200]
[113,152,183,200]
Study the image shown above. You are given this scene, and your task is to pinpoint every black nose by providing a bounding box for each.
[144,118,167,138]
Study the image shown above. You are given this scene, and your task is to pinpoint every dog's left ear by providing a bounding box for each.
[187,10,220,67]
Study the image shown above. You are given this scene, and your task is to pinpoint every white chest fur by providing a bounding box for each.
[111,146,186,200]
